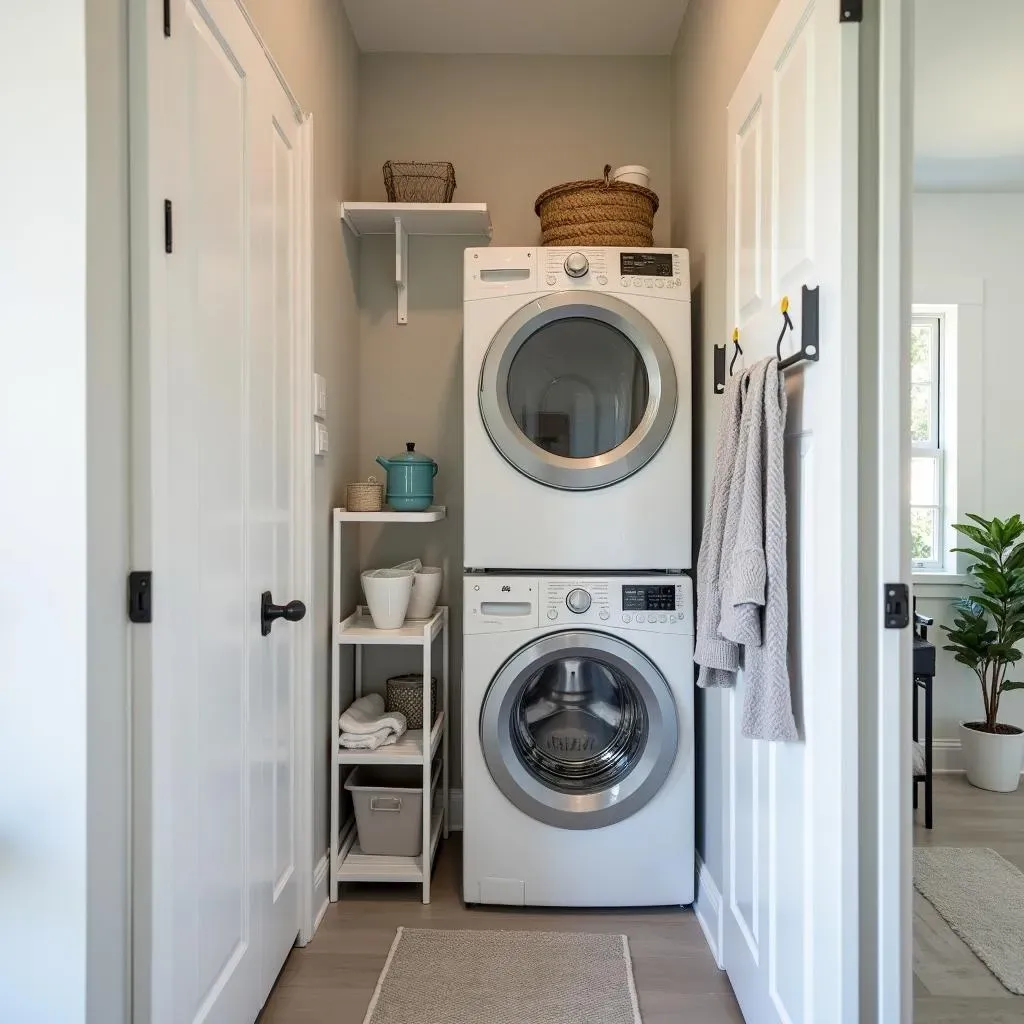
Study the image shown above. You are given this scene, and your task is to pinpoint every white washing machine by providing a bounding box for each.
[463,574,694,907]
[463,247,692,571]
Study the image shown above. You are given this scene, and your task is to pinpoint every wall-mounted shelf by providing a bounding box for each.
[339,202,492,325]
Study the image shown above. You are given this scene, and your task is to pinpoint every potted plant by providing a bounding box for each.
[941,513,1024,792]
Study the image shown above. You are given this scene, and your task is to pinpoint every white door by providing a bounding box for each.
[722,2,861,1022]
[130,1,306,1021]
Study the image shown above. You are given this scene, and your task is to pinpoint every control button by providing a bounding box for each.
[666,281,674,289]
[675,277,682,285]
[645,280,653,288]
[659,614,668,623]
[599,608,610,621]
[546,274,557,286]
[566,588,592,614]
[547,609,558,621]
[655,279,664,288]
[622,613,632,624]
[621,278,629,288]
[564,252,590,278]
[647,613,657,623]
[669,614,678,623]
[597,275,608,285]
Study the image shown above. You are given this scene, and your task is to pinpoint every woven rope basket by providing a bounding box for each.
[535,165,659,247]
[346,477,383,513]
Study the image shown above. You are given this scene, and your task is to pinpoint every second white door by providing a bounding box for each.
[132,1,307,1021]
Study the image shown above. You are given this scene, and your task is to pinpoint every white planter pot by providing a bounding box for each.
[959,721,1024,793]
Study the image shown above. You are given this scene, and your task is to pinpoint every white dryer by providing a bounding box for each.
[463,574,694,907]
[463,247,692,571]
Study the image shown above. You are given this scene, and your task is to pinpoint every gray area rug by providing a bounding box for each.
[362,927,642,1024]
[914,847,1024,995]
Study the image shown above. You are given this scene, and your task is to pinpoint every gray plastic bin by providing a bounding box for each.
[345,765,424,856]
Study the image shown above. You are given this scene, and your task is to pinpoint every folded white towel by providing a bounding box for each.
[339,693,407,737]
[339,726,403,751]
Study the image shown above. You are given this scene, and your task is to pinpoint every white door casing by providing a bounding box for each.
[722,2,860,1022]
[129,1,311,1021]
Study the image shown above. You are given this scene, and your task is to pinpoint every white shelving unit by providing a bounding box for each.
[330,507,449,904]
[339,201,492,325]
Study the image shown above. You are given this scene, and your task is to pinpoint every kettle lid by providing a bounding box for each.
[388,442,435,464]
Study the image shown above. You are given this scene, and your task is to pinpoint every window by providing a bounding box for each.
[910,313,945,570]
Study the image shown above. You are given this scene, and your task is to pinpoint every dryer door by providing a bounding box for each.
[478,292,678,490]
[480,630,678,830]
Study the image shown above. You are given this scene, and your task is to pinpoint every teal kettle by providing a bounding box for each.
[376,443,438,512]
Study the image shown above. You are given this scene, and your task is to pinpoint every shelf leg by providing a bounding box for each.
[329,515,342,903]
[394,216,408,327]
[442,609,449,840]
[355,645,362,701]
[422,633,432,905]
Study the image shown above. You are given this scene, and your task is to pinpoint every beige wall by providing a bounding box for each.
[670,0,779,890]
[355,54,672,784]
[358,54,673,245]
[245,0,361,865]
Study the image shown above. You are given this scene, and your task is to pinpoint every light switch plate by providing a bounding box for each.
[313,373,327,419]
[314,422,329,456]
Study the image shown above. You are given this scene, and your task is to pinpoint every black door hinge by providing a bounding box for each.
[164,199,173,253]
[128,571,153,624]
[840,0,862,22]
[884,582,909,629]
[163,0,171,37]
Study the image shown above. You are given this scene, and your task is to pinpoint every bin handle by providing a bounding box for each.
[369,796,403,813]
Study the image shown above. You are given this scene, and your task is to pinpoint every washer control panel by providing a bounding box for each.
[539,247,689,295]
[465,576,693,635]
[539,576,692,633]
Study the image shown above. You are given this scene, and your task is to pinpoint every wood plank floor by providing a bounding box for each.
[260,835,741,1023]
[914,774,1024,1023]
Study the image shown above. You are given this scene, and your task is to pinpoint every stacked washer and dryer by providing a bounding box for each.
[461,245,695,907]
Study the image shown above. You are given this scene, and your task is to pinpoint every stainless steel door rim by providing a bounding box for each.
[478,291,678,491]
[479,630,679,830]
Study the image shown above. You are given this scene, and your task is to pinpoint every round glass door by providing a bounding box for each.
[480,632,679,830]
[479,293,678,490]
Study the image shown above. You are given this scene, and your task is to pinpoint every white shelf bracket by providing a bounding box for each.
[394,215,409,326]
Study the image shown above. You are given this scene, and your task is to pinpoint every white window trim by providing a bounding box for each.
[911,282,984,585]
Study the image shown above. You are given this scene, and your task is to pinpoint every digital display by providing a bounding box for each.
[622,585,676,611]
[620,252,673,277]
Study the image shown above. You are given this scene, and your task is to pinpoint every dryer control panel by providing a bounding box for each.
[465,575,693,635]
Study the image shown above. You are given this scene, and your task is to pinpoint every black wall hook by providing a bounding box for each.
[712,285,820,395]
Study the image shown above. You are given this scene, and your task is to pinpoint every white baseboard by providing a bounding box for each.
[694,855,724,969]
[928,736,1024,774]
[448,789,463,831]
[311,851,329,938]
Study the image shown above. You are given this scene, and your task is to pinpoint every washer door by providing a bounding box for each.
[480,631,679,830]
[478,292,678,491]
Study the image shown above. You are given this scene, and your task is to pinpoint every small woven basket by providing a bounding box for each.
[383,161,457,203]
[346,477,383,513]
[386,674,438,731]
[535,165,659,247]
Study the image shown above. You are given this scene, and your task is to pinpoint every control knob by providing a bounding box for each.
[564,252,590,278]
[566,588,592,614]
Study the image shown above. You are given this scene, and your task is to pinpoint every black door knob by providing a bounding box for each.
[261,591,306,636]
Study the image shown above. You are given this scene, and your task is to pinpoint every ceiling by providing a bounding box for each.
[915,0,1024,191]
[341,0,691,56]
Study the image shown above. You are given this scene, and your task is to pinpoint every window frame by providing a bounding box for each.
[910,312,946,572]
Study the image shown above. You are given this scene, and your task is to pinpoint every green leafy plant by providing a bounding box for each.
[941,513,1024,734]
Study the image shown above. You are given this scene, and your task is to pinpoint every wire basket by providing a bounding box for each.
[535,165,658,247]
[383,161,457,203]
[346,477,383,513]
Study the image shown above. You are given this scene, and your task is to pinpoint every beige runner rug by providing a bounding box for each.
[914,846,1024,995]
[362,927,643,1024]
